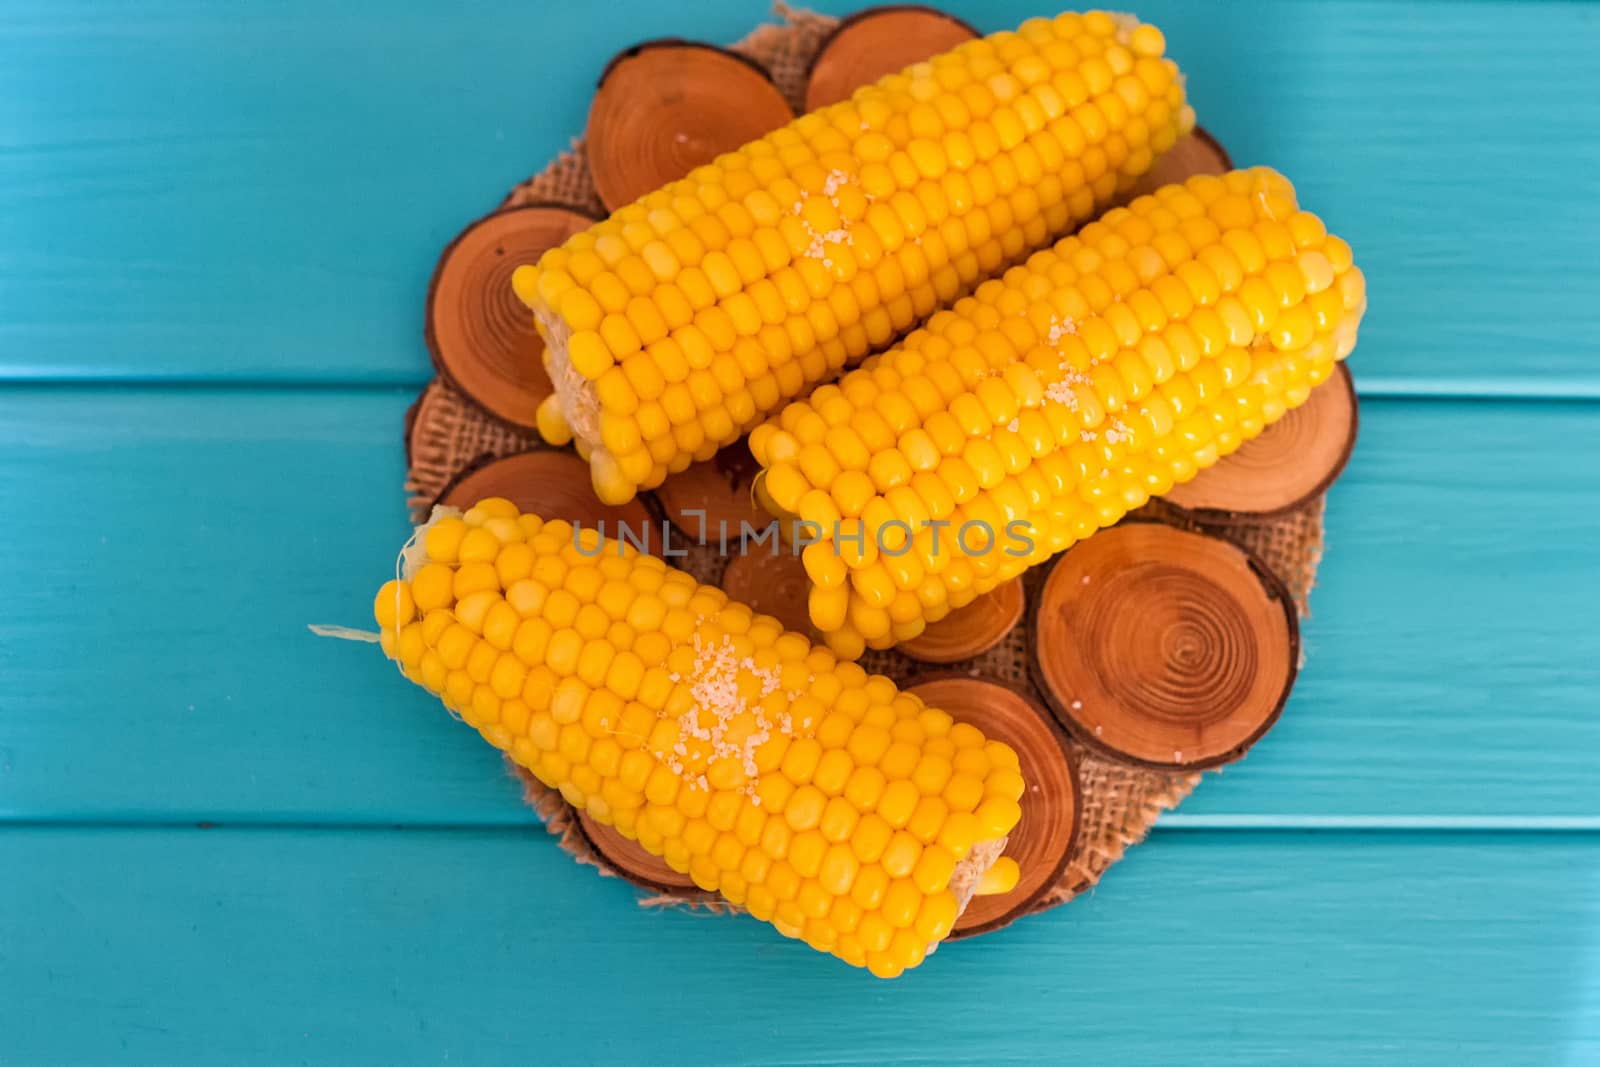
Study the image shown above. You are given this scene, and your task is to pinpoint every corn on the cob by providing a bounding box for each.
[374,502,1025,977]
[515,10,1194,504]
[748,168,1366,657]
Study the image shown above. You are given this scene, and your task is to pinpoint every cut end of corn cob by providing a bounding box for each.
[749,166,1366,656]
[374,499,1026,977]
[515,10,1194,504]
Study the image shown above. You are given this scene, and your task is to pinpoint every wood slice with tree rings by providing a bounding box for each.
[906,678,1078,937]
[1032,524,1298,770]
[720,549,814,637]
[426,204,598,429]
[1163,363,1359,520]
[654,441,767,544]
[901,579,1025,664]
[576,810,699,894]
[437,450,653,538]
[804,6,979,111]
[1128,126,1233,200]
[587,41,794,213]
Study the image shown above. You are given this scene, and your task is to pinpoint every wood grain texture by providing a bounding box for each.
[1,827,1595,1064]
[2,0,1596,394]
[1,388,1595,823]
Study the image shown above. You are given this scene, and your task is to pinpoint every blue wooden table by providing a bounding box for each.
[3,1,1598,1062]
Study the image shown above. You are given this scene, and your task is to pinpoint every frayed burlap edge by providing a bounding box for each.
[402,5,1339,934]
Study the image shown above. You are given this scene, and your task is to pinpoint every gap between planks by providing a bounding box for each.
[2,377,1600,404]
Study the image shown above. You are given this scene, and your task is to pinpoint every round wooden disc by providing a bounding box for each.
[805,6,979,111]
[576,810,699,894]
[1032,524,1299,770]
[437,450,652,536]
[901,579,1025,664]
[1128,126,1234,200]
[720,549,814,636]
[1163,363,1359,520]
[654,441,767,542]
[587,41,794,212]
[906,678,1078,938]
[425,204,598,429]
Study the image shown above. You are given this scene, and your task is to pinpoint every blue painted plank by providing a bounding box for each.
[1,387,1595,823]
[0,385,505,822]
[1181,393,1600,820]
[1,827,1595,1064]
[0,0,765,384]
[2,1,1597,394]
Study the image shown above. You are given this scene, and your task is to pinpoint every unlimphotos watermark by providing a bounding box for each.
[569,511,1035,559]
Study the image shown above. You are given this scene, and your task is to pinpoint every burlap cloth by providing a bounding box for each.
[403,6,1333,930]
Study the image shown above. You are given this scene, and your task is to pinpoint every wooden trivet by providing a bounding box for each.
[653,442,768,541]
[906,677,1078,936]
[436,449,653,532]
[803,5,978,111]
[1032,524,1298,770]
[1164,363,1359,521]
[587,40,796,212]
[426,204,598,430]
[900,579,1027,665]
[720,550,816,636]
[403,5,1360,942]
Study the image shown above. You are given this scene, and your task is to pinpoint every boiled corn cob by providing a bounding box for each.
[374,502,1025,977]
[748,168,1366,656]
[515,10,1194,505]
